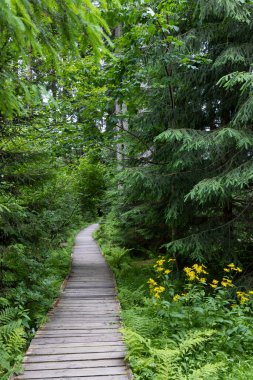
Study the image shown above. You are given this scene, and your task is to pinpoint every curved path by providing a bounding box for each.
[15,224,132,380]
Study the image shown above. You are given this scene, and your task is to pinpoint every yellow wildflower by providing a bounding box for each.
[184,267,196,281]
[164,269,171,275]
[188,271,196,281]
[224,263,242,273]
[156,259,166,266]
[221,278,234,287]
[236,291,249,304]
[192,264,208,275]
[156,267,164,272]
[151,284,166,300]
[168,258,176,262]
[210,279,219,289]
[248,290,253,295]
[147,278,157,287]
[199,278,207,283]
[173,294,180,302]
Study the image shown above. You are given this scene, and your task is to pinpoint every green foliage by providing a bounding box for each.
[0,0,111,121]
[76,158,107,220]
[97,231,253,379]
[0,306,28,378]
[100,0,253,271]
[0,1,110,376]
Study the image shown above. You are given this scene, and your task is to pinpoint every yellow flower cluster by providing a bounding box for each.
[147,278,165,299]
[236,290,253,304]
[153,256,175,276]
[209,264,241,290]
[173,294,180,302]
[147,260,247,305]
[224,263,242,273]
[173,293,187,302]
[210,279,219,289]
[184,264,208,282]
[221,277,234,287]
[192,264,208,275]
[236,291,249,304]
[148,278,157,287]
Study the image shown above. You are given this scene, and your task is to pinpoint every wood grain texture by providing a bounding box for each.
[14,224,132,380]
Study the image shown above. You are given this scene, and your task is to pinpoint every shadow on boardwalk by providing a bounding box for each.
[14,224,132,380]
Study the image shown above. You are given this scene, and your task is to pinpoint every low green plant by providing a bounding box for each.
[96,233,253,380]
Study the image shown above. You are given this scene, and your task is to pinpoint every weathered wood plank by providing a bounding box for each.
[43,323,121,328]
[16,366,128,379]
[55,377,129,380]
[27,345,125,355]
[24,352,126,363]
[37,331,121,336]
[30,336,123,345]
[22,360,126,371]
[18,376,130,380]
[29,341,125,349]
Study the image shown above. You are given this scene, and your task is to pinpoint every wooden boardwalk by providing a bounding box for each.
[15,224,132,380]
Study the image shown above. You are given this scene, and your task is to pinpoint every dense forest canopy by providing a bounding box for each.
[0,0,253,379]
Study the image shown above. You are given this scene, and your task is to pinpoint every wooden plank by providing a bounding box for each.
[45,321,120,326]
[36,331,121,337]
[57,377,129,380]
[17,376,129,380]
[47,316,120,320]
[50,313,120,316]
[31,336,123,345]
[24,358,125,370]
[27,345,125,355]
[16,366,128,378]
[29,341,125,349]
[40,325,120,331]
[24,351,125,364]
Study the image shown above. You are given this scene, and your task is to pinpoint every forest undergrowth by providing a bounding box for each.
[95,226,253,380]
[0,157,105,379]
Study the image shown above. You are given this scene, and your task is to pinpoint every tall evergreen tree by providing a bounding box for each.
[102,0,253,272]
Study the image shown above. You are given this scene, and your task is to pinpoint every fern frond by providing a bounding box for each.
[187,361,225,380]
[121,328,151,358]
[5,326,26,354]
[152,347,180,380]
[177,329,216,354]
[0,308,19,325]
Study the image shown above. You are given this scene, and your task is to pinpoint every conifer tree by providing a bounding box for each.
[102,0,253,270]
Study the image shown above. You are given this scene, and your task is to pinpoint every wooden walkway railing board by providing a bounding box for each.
[14,224,132,380]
